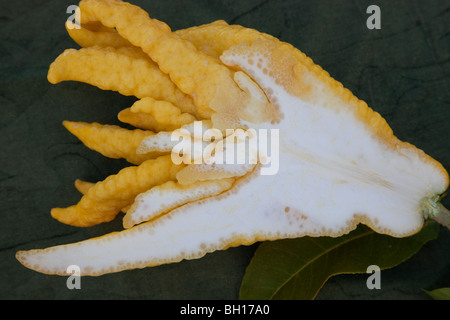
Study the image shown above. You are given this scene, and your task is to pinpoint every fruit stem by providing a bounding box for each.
[422,195,450,229]
[433,203,450,229]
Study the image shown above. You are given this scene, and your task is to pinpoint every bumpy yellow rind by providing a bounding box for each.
[74,179,95,195]
[130,98,196,131]
[51,155,184,227]
[47,46,196,114]
[63,121,164,164]
[78,0,269,127]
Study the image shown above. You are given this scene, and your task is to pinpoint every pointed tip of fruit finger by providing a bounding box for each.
[15,248,71,276]
[50,206,84,227]
[16,249,50,275]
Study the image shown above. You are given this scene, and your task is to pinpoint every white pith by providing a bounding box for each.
[16,43,448,276]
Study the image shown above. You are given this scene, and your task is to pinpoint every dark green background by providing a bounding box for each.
[0,0,449,299]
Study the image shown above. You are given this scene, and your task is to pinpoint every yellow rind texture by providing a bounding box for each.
[51,155,184,227]
[63,121,163,165]
[48,46,196,113]
[117,108,162,131]
[78,0,255,124]
[175,20,277,58]
[130,98,196,131]
[74,179,95,195]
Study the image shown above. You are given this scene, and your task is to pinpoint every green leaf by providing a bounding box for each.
[239,222,440,300]
[424,288,450,300]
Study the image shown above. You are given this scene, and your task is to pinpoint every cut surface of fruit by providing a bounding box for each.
[16,0,448,277]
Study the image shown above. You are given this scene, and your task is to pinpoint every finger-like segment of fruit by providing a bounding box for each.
[137,118,257,185]
[145,35,238,121]
[74,179,95,195]
[47,46,196,113]
[79,0,172,40]
[123,179,234,228]
[78,0,272,126]
[12,172,266,276]
[66,20,132,48]
[63,121,163,165]
[51,155,184,227]
[130,98,196,132]
[78,0,204,116]
[13,167,350,277]
[75,179,131,213]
